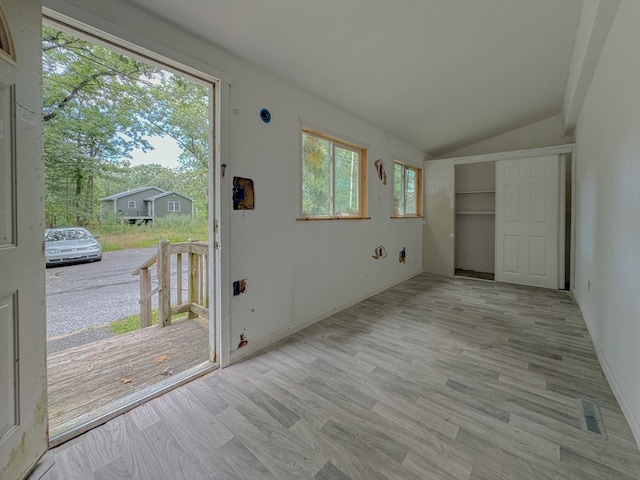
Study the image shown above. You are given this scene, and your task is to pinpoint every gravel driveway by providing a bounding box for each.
[46,246,157,340]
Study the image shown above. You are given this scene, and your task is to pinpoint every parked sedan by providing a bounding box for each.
[45,227,102,266]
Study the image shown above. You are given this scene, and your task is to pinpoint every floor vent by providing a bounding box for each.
[579,398,607,437]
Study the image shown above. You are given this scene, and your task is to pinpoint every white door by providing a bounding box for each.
[0,1,48,479]
[495,155,561,289]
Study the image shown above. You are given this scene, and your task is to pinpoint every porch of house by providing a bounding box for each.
[119,212,154,225]
[47,239,212,440]
[47,317,210,439]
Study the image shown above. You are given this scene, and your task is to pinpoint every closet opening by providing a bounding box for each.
[454,161,495,281]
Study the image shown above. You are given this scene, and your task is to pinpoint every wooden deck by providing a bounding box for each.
[47,318,210,438]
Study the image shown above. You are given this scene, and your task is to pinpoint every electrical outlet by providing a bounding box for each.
[232,279,247,296]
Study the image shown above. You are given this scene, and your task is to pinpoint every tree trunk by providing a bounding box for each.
[86,175,94,223]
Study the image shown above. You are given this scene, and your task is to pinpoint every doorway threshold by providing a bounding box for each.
[455,269,495,281]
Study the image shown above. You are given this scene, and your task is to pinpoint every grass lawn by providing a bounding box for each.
[109,310,188,335]
[91,215,208,252]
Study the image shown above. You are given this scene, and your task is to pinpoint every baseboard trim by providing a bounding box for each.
[573,290,640,450]
[230,269,423,364]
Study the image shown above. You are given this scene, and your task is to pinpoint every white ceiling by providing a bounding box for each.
[124,0,583,157]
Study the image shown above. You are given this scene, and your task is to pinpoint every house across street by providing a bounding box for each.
[100,186,193,224]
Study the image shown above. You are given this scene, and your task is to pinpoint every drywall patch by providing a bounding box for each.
[233,177,254,210]
[372,246,387,260]
[374,159,387,185]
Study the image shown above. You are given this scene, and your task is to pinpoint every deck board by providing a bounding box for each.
[47,318,209,436]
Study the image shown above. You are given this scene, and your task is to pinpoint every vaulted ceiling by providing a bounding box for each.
[123,0,583,157]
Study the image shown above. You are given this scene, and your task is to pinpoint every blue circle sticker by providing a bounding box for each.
[259,108,271,123]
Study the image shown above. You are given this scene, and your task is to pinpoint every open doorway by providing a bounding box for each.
[42,19,220,445]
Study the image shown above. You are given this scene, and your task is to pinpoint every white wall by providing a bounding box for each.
[573,0,640,447]
[439,114,574,159]
[43,0,425,362]
[422,159,455,276]
[227,62,425,357]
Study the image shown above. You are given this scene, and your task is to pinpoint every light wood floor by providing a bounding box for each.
[30,273,640,480]
[47,318,209,439]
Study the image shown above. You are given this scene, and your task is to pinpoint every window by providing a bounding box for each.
[128,200,136,208]
[301,128,367,219]
[393,161,422,217]
[168,201,181,212]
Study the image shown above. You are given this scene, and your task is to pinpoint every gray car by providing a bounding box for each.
[45,227,102,267]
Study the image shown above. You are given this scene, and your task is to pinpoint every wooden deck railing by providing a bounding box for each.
[132,239,209,328]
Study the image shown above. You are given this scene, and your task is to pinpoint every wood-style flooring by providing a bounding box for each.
[30,273,640,480]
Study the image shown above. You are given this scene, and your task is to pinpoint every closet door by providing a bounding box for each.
[495,155,561,289]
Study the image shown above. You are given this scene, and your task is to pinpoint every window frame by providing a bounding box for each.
[168,201,181,212]
[392,160,423,218]
[298,127,369,221]
[127,200,136,209]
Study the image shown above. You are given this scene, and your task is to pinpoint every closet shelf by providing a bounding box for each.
[456,190,495,194]
[456,211,495,215]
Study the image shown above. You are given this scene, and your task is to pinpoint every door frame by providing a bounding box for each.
[451,144,575,289]
[41,10,231,445]
[43,0,235,365]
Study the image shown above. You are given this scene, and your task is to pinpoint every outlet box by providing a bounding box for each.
[232,279,247,296]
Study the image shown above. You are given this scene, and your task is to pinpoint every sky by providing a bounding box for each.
[128,135,182,169]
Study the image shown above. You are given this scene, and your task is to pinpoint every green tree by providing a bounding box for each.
[43,26,157,225]
[146,74,210,217]
[334,145,360,215]
[302,132,331,215]
[98,163,180,196]
[43,26,211,226]
[301,132,360,216]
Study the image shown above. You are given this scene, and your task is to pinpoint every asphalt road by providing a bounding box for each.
[46,247,157,340]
